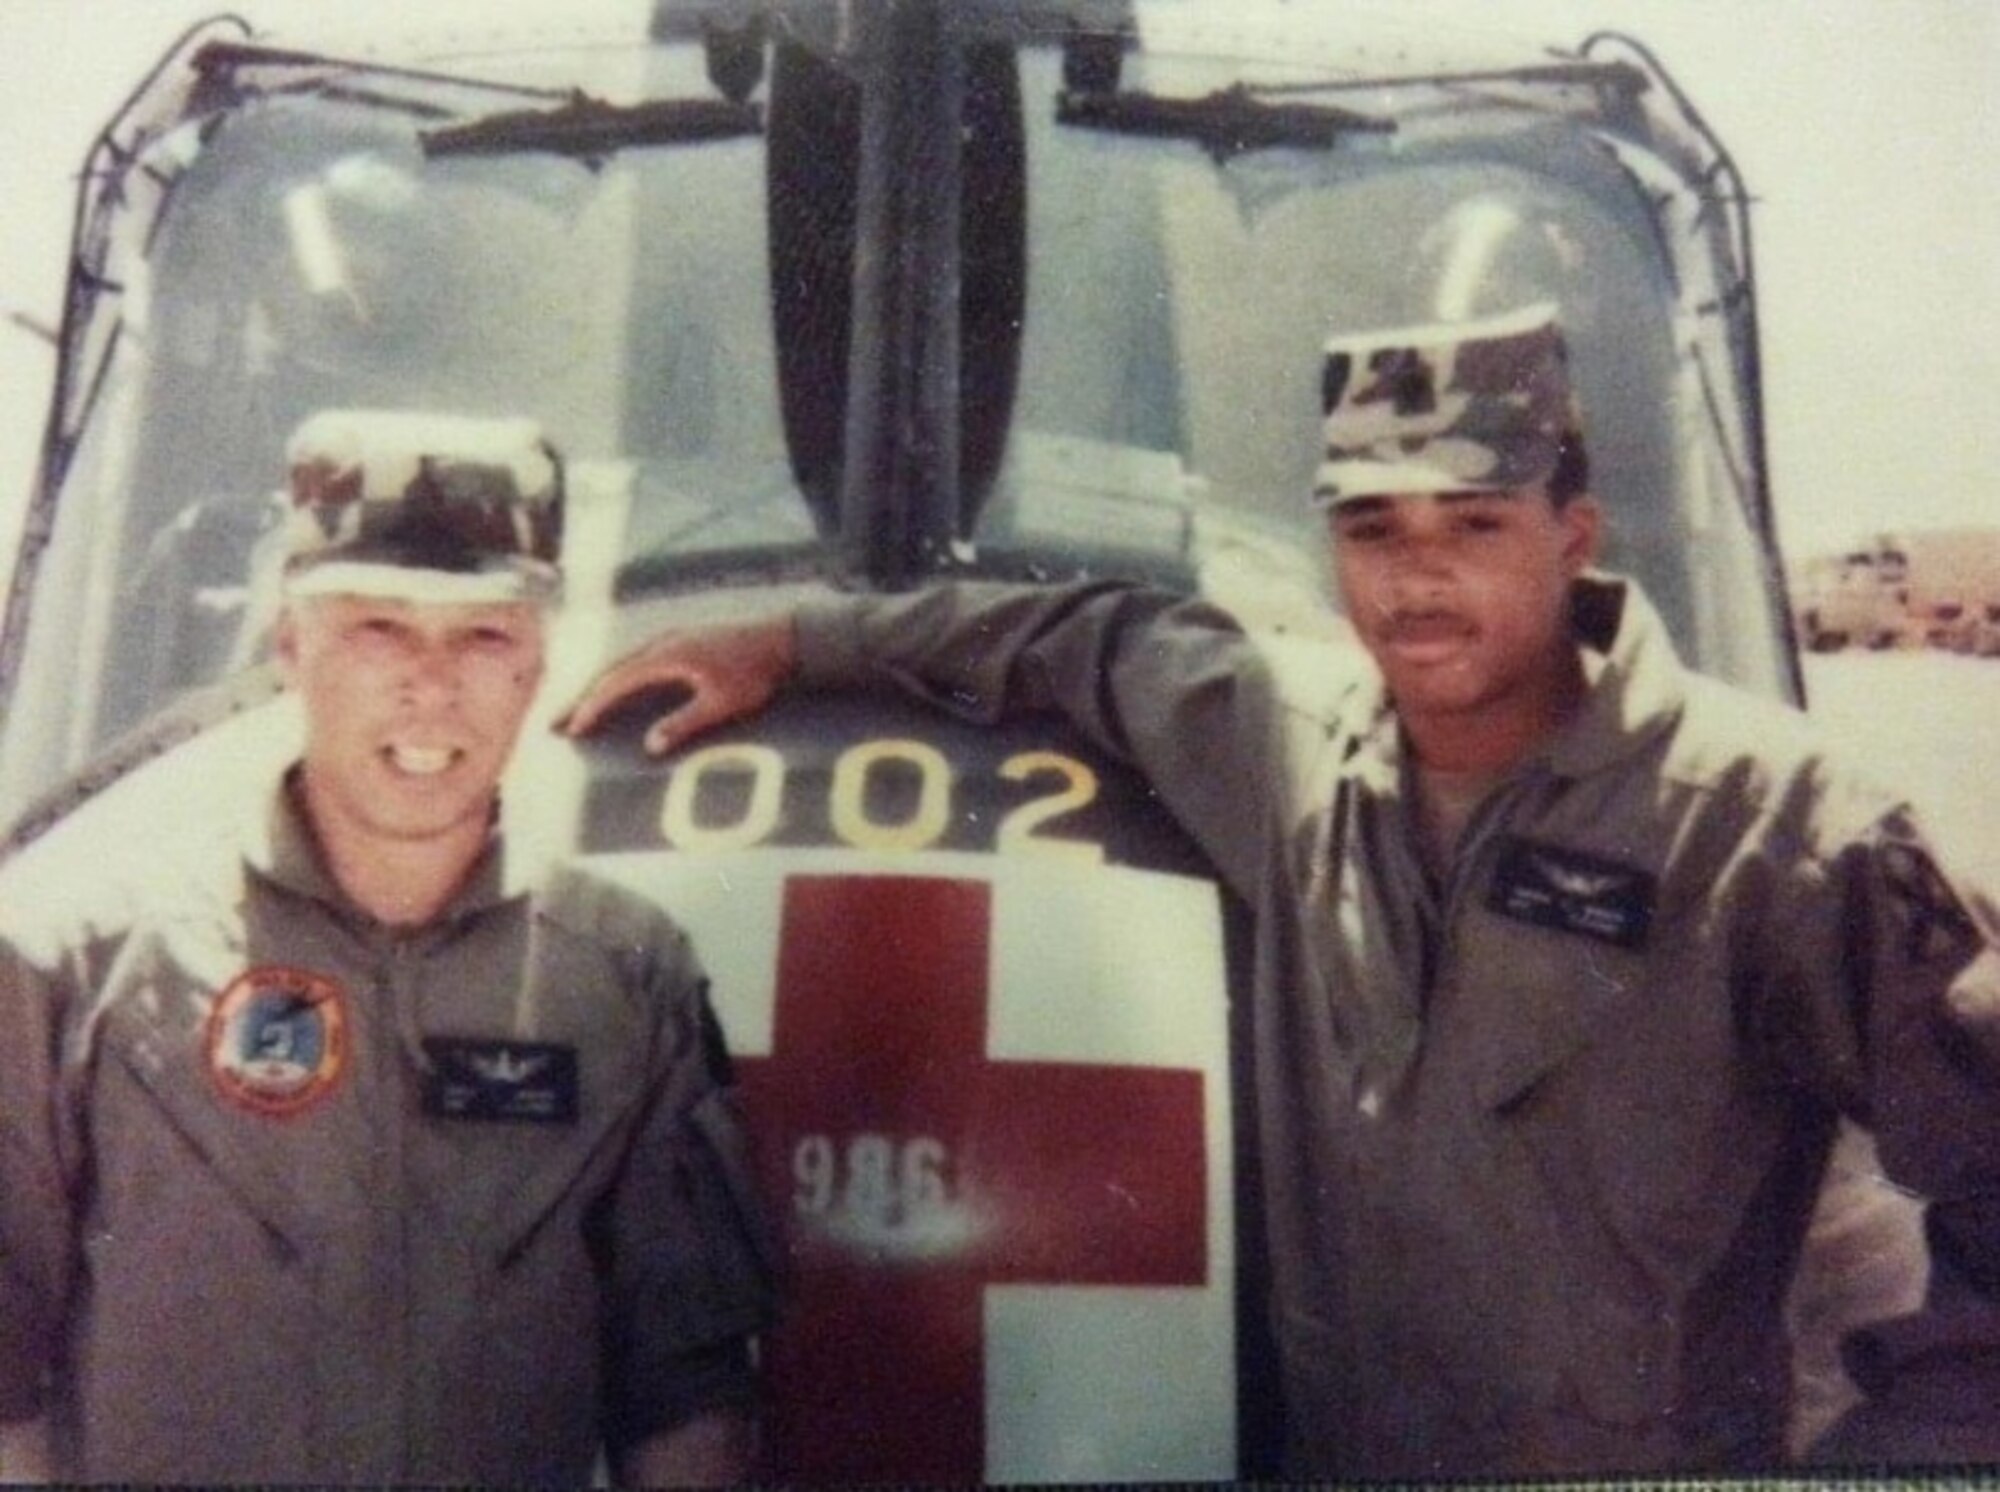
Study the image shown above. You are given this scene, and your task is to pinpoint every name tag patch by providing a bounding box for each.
[423,1039,579,1125]
[1488,837,1654,949]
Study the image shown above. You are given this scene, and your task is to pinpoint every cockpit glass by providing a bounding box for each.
[0,26,1792,827]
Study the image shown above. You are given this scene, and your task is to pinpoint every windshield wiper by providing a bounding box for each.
[422,94,762,160]
[1056,84,1393,161]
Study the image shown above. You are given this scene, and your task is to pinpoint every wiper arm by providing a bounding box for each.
[1056,84,1393,162]
[422,93,762,160]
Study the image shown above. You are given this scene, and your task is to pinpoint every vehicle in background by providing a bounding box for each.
[0,1,1800,1478]
[1796,528,2000,655]
[1795,549,1905,652]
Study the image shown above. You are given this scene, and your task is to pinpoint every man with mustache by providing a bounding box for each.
[559,304,2000,1475]
[0,411,773,1484]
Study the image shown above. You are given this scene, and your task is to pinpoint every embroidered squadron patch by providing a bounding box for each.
[206,966,349,1117]
[1879,840,1981,967]
[1488,836,1655,950]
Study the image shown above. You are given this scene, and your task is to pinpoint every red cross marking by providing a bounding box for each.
[736,874,1208,1482]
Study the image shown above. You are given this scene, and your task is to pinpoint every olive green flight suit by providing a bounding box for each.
[0,775,773,1483]
[795,573,2000,1476]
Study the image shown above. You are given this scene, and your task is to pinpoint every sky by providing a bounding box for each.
[0,0,1994,578]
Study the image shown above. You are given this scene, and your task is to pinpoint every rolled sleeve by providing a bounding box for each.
[794,580,1283,898]
[794,597,871,689]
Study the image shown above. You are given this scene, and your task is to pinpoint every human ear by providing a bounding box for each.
[1558,495,1603,575]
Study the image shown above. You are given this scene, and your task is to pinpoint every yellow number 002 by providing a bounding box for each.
[658,743,786,851]
[830,739,953,851]
[658,739,1101,857]
[997,751,1103,863]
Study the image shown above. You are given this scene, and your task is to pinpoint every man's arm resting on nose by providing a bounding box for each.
[559,616,797,758]
[561,581,1283,898]
[560,581,1205,757]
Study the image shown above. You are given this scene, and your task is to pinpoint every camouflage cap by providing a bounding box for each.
[280,409,563,603]
[1312,301,1578,506]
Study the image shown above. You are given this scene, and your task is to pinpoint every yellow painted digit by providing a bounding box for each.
[830,739,952,851]
[659,743,785,851]
[997,751,1104,863]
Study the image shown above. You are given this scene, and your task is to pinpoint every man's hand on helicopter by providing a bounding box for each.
[558,615,797,756]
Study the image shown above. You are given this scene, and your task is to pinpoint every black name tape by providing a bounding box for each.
[423,1038,580,1125]
[1487,836,1655,950]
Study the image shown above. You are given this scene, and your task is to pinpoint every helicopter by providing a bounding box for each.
[0,0,1799,1478]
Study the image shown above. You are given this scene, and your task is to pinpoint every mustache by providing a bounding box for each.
[1371,606,1476,640]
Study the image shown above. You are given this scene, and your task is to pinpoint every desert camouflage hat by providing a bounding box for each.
[280,409,563,603]
[1312,301,1578,506]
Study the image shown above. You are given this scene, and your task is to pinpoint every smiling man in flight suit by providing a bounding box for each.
[559,304,2000,1477]
[0,410,774,1484]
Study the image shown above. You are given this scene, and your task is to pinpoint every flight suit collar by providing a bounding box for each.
[243,767,529,933]
[1540,573,1690,781]
[1318,573,1690,1100]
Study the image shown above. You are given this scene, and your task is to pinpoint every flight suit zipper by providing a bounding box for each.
[1423,767,1544,1013]
[384,934,423,1478]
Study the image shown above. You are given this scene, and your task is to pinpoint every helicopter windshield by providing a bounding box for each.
[0,14,1792,832]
